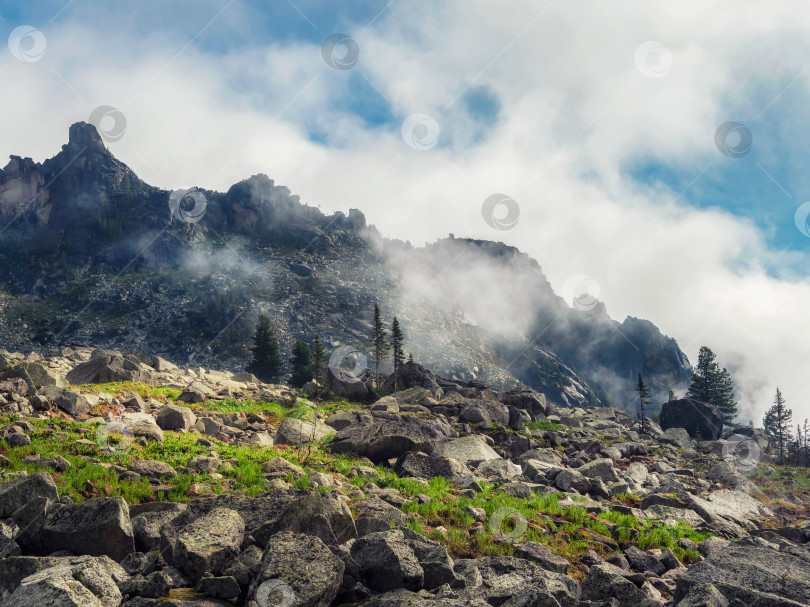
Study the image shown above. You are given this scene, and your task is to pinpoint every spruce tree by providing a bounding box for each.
[290,340,313,388]
[803,419,809,467]
[246,315,283,383]
[686,346,738,426]
[311,335,326,385]
[668,389,676,402]
[763,388,792,465]
[370,304,391,377]
[391,317,405,374]
[635,372,651,434]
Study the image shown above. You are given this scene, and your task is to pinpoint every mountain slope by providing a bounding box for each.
[0,122,691,411]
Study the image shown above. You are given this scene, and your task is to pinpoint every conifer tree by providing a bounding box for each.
[370,304,391,377]
[804,419,809,468]
[391,317,405,374]
[686,346,738,426]
[290,340,313,388]
[311,335,326,385]
[763,388,792,465]
[635,373,651,434]
[246,315,283,383]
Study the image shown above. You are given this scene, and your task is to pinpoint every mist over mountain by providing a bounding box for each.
[0,122,691,412]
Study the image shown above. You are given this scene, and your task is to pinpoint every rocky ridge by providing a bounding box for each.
[0,122,691,412]
[0,346,807,606]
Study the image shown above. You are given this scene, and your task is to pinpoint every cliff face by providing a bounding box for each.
[0,123,690,411]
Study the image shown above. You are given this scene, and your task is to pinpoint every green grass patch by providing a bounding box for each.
[73,382,181,401]
[524,421,564,431]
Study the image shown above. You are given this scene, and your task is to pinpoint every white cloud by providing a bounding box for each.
[2,0,810,423]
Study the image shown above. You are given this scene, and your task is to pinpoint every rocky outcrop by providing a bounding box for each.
[674,536,810,606]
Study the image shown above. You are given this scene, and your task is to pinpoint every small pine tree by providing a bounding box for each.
[668,389,676,402]
[370,304,391,378]
[804,419,809,468]
[686,346,738,426]
[763,388,793,465]
[635,372,651,434]
[246,315,283,384]
[290,340,313,388]
[311,335,326,385]
[391,317,405,374]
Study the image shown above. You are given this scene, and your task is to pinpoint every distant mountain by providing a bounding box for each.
[0,123,691,411]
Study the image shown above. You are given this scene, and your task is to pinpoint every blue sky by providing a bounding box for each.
[2,0,810,420]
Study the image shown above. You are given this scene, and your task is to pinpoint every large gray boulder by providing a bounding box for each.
[171,507,244,584]
[350,527,455,592]
[513,542,569,574]
[100,413,164,445]
[458,555,581,607]
[129,459,177,479]
[0,555,127,607]
[459,400,510,428]
[674,536,810,606]
[176,380,214,403]
[351,529,425,592]
[660,399,724,440]
[675,582,730,607]
[660,427,695,449]
[156,404,197,431]
[54,389,97,417]
[249,531,344,607]
[687,490,772,533]
[582,562,660,606]
[65,353,156,385]
[2,566,106,607]
[274,417,332,446]
[17,362,67,389]
[432,435,500,465]
[255,492,356,547]
[329,412,456,463]
[502,390,548,417]
[394,451,470,480]
[39,497,135,561]
[130,502,187,553]
[0,472,59,518]
[578,458,620,483]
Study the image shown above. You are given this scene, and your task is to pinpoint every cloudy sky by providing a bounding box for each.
[1,0,809,425]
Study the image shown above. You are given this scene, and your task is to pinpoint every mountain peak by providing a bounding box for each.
[66,122,108,155]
